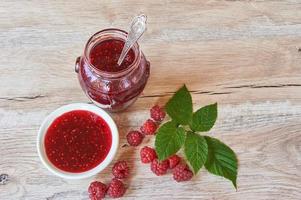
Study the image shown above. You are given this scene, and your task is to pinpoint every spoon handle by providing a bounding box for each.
[117,14,147,66]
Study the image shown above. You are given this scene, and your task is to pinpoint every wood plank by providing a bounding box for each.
[0,0,301,199]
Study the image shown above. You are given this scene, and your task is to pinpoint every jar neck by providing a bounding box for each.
[83,28,141,78]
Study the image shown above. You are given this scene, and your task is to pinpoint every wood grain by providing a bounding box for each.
[0,0,301,199]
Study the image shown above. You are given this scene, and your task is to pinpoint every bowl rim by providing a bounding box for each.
[37,103,119,179]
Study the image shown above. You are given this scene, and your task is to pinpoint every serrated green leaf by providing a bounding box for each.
[191,103,217,132]
[155,121,186,161]
[184,132,208,174]
[204,136,238,189]
[166,85,193,125]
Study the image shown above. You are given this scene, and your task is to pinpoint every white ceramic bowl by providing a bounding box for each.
[37,103,119,179]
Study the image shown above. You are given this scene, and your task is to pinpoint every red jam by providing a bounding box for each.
[89,39,135,72]
[44,110,112,173]
[77,29,150,112]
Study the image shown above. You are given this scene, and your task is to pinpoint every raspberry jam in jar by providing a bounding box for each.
[75,29,150,112]
[44,110,112,173]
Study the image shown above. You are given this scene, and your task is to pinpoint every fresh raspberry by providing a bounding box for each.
[107,178,126,198]
[126,131,144,146]
[150,105,166,122]
[173,164,193,182]
[140,146,157,163]
[168,155,181,169]
[88,181,107,200]
[140,119,157,135]
[112,160,129,179]
[150,159,169,176]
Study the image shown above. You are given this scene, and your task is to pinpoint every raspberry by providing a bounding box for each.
[173,164,193,182]
[168,155,181,169]
[112,160,129,179]
[150,105,166,122]
[140,146,157,163]
[126,131,144,146]
[107,178,126,198]
[150,159,169,176]
[140,119,157,135]
[88,181,107,200]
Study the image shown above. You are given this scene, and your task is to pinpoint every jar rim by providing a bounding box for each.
[83,28,141,78]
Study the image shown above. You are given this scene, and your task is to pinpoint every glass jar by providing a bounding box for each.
[75,29,150,112]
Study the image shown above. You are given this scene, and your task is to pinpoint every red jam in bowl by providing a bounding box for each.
[44,110,112,173]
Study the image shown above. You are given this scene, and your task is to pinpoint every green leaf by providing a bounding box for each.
[184,132,208,174]
[166,85,193,125]
[191,103,217,132]
[155,121,186,161]
[204,136,238,189]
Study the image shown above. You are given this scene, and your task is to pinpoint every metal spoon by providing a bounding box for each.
[117,14,147,66]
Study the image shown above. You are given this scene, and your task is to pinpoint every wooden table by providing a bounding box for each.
[1,0,300,199]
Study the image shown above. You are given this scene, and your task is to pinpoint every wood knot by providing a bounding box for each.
[0,174,9,185]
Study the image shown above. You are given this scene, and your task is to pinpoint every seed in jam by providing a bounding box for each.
[89,39,135,72]
[44,110,112,173]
